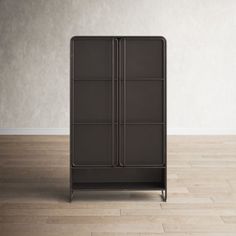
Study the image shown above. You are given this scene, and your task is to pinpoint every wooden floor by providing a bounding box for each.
[1,135,236,236]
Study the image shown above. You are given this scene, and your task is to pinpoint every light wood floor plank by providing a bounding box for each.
[1,223,164,234]
[121,208,235,216]
[163,224,236,233]
[46,215,222,225]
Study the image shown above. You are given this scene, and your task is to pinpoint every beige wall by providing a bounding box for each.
[0,0,236,134]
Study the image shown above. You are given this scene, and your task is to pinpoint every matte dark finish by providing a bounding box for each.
[126,81,163,123]
[72,168,165,184]
[123,125,164,166]
[73,125,114,166]
[74,81,113,123]
[73,38,113,80]
[125,38,164,79]
[70,36,167,202]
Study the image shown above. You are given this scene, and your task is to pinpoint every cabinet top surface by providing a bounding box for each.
[71,36,166,42]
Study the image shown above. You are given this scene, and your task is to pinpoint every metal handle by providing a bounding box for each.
[118,39,123,167]
[115,38,119,167]
[117,39,127,167]
[111,38,115,166]
[123,39,126,167]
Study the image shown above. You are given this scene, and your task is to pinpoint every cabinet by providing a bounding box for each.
[70,36,167,201]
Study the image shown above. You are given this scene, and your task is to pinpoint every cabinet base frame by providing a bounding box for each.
[69,184,167,202]
[69,167,167,202]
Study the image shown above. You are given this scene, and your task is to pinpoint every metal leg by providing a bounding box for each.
[69,188,74,202]
[161,189,167,202]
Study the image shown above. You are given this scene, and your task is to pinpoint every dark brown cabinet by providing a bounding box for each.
[70,36,167,201]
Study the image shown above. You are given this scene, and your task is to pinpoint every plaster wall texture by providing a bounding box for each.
[0,0,235,134]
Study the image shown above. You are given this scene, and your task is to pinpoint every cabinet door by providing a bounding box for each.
[119,37,166,166]
[71,37,118,166]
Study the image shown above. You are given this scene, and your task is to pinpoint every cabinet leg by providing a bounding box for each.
[69,188,74,202]
[161,189,167,202]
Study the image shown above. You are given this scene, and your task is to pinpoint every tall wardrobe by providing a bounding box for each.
[70,36,167,201]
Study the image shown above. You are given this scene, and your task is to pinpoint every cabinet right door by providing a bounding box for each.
[120,37,166,166]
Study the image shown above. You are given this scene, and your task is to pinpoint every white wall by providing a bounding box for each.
[0,0,236,135]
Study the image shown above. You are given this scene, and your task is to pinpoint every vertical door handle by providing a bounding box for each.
[115,38,119,167]
[123,38,126,167]
[111,38,115,166]
[118,39,123,167]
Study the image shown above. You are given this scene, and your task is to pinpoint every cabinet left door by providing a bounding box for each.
[71,37,118,167]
